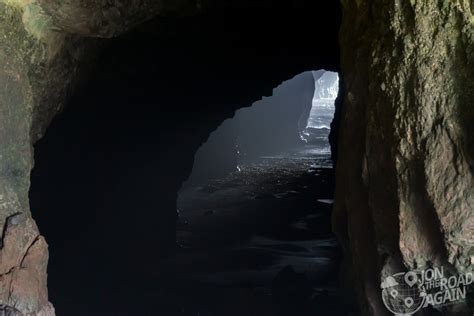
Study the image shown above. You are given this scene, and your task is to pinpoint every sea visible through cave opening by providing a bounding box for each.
[173,70,347,315]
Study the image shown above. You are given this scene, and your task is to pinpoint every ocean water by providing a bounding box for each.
[301,71,338,151]
[301,100,335,151]
[307,100,334,130]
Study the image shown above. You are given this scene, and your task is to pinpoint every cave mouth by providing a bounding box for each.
[27,5,342,315]
[173,70,346,314]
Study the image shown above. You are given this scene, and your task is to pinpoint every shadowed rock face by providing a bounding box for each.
[31,0,336,38]
[334,1,474,314]
[0,3,94,314]
[36,0,199,37]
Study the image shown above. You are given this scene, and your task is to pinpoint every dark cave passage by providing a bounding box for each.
[27,5,342,316]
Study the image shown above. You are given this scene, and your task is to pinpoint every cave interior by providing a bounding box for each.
[26,3,349,315]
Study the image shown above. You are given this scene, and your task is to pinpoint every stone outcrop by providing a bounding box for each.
[0,1,95,314]
[334,0,474,314]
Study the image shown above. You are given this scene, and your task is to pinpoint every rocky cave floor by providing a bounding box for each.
[154,146,356,316]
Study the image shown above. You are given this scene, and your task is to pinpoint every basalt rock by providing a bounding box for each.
[334,0,474,314]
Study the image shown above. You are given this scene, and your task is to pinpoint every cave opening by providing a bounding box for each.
[181,70,339,189]
[27,5,344,316]
[174,70,343,315]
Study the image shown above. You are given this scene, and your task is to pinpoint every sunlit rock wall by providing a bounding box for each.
[334,0,474,314]
[182,71,316,188]
[236,71,315,162]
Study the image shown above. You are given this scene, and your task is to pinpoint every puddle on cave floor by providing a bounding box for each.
[151,145,352,316]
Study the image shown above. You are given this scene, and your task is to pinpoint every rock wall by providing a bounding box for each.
[0,2,95,314]
[181,71,317,189]
[334,0,474,314]
[235,71,315,163]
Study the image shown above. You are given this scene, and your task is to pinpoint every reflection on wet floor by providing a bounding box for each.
[160,146,354,315]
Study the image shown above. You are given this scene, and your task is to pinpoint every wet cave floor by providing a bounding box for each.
[155,146,353,316]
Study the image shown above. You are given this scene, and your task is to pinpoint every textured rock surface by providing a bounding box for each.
[18,0,319,38]
[36,0,199,37]
[0,1,94,314]
[334,0,474,314]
